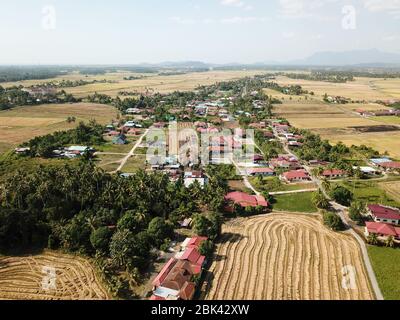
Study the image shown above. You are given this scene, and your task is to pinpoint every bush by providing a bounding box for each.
[330,186,353,206]
[198,240,214,257]
[323,212,345,231]
[90,227,113,254]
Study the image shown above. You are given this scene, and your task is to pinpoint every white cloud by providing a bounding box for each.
[363,0,400,11]
[220,0,254,10]
[220,16,268,24]
[278,0,339,19]
[221,0,245,7]
[362,0,400,17]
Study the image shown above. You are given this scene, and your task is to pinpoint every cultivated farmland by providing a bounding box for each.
[205,213,374,300]
[0,103,117,153]
[0,251,109,300]
[273,99,400,159]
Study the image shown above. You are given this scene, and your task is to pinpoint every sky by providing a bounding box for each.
[0,0,399,64]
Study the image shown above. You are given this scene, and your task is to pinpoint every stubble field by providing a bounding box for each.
[0,251,109,300]
[0,103,117,153]
[204,213,374,300]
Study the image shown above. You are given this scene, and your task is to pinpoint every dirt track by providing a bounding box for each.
[0,251,109,300]
[205,213,374,300]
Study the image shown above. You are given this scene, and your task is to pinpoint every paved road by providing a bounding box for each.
[230,156,261,196]
[113,129,149,173]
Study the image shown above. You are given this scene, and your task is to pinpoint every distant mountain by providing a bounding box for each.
[287,49,400,66]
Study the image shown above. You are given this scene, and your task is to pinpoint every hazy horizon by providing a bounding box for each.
[1,0,400,65]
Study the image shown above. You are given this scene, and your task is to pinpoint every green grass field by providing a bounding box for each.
[272,192,318,213]
[333,180,400,207]
[121,155,147,173]
[368,246,400,300]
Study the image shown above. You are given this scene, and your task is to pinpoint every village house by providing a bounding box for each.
[309,160,330,167]
[321,169,347,179]
[367,204,400,225]
[270,156,302,170]
[151,237,207,301]
[125,108,142,115]
[15,147,30,155]
[354,166,381,176]
[246,167,275,177]
[379,161,400,173]
[22,87,57,96]
[358,109,400,117]
[183,171,207,188]
[281,169,311,183]
[369,157,392,167]
[365,222,400,240]
[106,130,120,137]
[224,191,270,212]
[112,134,127,145]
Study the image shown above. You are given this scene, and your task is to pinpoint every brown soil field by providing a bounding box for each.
[379,181,400,202]
[273,100,400,159]
[314,129,400,159]
[0,103,117,153]
[0,251,110,300]
[63,71,264,98]
[204,213,374,300]
[2,70,265,98]
[274,76,399,101]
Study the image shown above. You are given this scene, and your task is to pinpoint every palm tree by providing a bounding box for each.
[386,236,395,248]
[321,178,331,193]
[313,190,330,210]
[367,233,379,246]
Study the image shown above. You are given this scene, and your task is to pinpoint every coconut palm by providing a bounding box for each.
[367,233,379,246]
[386,236,395,248]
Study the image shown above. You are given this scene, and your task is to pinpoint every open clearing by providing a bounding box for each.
[0,251,109,300]
[205,213,374,300]
[3,70,265,98]
[0,103,117,153]
[275,76,400,101]
[379,181,400,203]
[273,99,400,159]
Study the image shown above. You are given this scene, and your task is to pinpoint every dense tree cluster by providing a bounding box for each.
[0,164,224,287]
[285,72,354,83]
[0,66,66,83]
[22,120,105,158]
[0,86,80,111]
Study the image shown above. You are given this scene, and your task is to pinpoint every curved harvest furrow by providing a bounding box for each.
[205,213,374,300]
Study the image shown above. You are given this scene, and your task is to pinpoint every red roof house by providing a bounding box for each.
[225,192,269,210]
[365,222,400,239]
[368,204,400,225]
[186,236,208,249]
[281,169,311,183]
[246,167,275,176]
[379,162,400,171]
[322,169,346,179]
[152,258,177,287]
